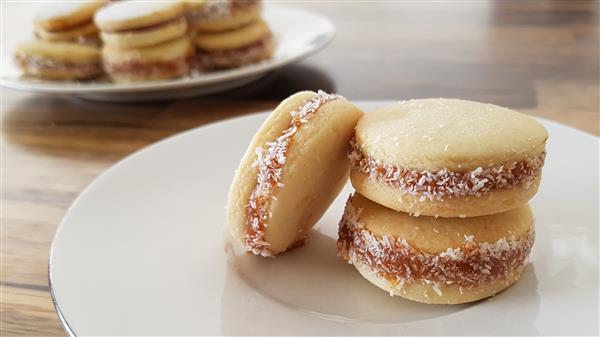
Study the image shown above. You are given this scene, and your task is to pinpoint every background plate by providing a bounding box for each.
[1,6,335,101]
[49,102,599,336]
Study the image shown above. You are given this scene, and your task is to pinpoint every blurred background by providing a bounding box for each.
[1,1,599,335]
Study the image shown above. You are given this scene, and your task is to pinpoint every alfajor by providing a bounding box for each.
[227,91,364,257]
[95,1,188,49]
[95,1,193,82]
[193,19,273,69]
[338,193,535,304]
[183,0,262,33]
[102,36,194,83]
[350,99,548,218]
[14,41,102,80]
[34,1,107,44]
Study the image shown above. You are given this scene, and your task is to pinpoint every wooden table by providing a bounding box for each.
[1,1,598,335]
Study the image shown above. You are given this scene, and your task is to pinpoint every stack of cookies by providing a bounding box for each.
[337,99,548,304]
[94,1,194,82]
[14,1,107,80]
[14,0,278,81]
[225,92,548,305]
[182,0,274,70]
[227,91,548,304]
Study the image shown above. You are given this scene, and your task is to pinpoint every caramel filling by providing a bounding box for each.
[244,91,343,256]
[337,198,534,292]
[43,18,95,33]
[104,57,189,75]
[102,16,185,34]
[15,54,101,73]
[194,35,272,69]
[349,138,546,201]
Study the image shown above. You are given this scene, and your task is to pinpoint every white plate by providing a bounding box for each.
[0,7,334,101]
[49,102,599,336]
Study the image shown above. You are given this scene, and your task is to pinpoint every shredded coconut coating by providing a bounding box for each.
[194,35,272,70]
[349,138,546,201]
[187,0,259,20]
[14,54,101,78]
[244,91,343,256]
[337,197,535,290]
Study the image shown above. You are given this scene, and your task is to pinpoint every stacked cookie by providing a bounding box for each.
[227,91,364,256]
[182,0,274,70]
[34,0,106,45]
[337,99,548,304]
[94,1,194,82]
[14,1,107,80]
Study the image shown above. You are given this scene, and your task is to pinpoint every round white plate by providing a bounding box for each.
[0,7,334,101]
[49,101,599,336]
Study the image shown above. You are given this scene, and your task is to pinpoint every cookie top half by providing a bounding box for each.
[355,98,548,171]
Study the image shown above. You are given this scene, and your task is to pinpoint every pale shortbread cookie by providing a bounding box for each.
[193,19,270,51]
[195,36,274,70]
[227,91,364,257]
[102,36,193,83]
[14,41,102,80]
[338,193,534,304]
[35,1,107,31]
[94,1,183,32]
[184,0,261,33]
[193,19,274,69]
[100,17,188,49]
[351,98,548,217]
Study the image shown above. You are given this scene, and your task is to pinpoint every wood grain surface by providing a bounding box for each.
[1,1,598,335]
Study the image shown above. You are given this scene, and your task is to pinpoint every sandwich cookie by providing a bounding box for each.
[34,1,107,44]
[227,91,364,256]
[193,19,273,69]
[95,1,188,49]
[184,0,262,33]
[350,98,548,218]
[14,41,102,80]
[102,36,193,83]
[338,193,535,304]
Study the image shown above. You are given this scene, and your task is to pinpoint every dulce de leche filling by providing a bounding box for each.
[15,54,101,74]
[102,16,186,34]
[337,198,535,294]
[245,91,343,256]
[104,57,189,75]
[195,35,272,70]
[349,138,546,201]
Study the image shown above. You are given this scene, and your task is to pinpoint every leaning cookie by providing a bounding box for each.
[34,1,107,44]
[350,98,548,218]
[227,91,364,256]
[102,36,194,83]
[95,1,187,49]
[193,19,273,70]
[14,41,102,80]
[183,0,261,34]
[338,193,535,304]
